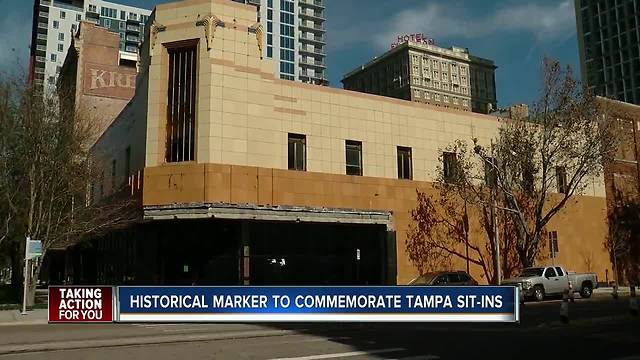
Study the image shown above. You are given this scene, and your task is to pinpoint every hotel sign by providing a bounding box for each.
[83,62,136,100]
[391,33,435,49]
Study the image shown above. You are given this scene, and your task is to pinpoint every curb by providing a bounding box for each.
[0,329,302,355]
[0,320,48,327]
[535,314,635,328]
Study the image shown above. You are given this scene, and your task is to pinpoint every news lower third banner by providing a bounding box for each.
[49,286,520,323]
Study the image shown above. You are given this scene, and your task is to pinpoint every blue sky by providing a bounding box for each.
[1,0,579,107]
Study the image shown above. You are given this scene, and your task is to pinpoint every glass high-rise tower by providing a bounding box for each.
[575,0,640,104]
[235,0,328,85]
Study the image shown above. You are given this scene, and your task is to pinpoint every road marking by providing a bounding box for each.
[269,347,405,359]
[390,356,440,360]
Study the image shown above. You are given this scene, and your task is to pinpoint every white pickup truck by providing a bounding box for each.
[502,266,598,301]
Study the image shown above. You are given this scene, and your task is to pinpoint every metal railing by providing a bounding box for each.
[299,33,325,43]
[299,10,325,20]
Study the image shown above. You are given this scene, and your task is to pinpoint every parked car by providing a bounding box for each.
[502,266,598,301]
[408,271,478,286]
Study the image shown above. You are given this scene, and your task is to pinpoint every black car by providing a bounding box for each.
[408,271,478,286]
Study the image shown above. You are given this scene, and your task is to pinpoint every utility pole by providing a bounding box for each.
[491,141,502,285]
[21,236,30,315]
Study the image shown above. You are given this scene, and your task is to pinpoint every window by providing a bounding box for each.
[544,267,557,278]
[548,231,559,259]
[288,134,306,171]
[71,24,76,32]
[119,22,125,30]
[556,166,567,194]
[99,170,104,198]
[125,146,131,178]
[484,157,497,187]
[50,53,57,61]
[57,43,64,52]
[397,146,412,180]
[443,152,457,182]
[60,10,66,19]
[111,159,117,190]
[555,267,564,276]
[166,42,198,163]
[58,33,64,41]
[433,275,448,285]
[48,76,55,84]
[345,140,362,176]
[53,20,59,29]
[103,19,111,28]
[88,4,97,13]
[76,14,82,21]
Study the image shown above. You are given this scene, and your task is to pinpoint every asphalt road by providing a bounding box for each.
[0,297,638,360]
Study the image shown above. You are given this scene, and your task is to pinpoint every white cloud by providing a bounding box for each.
[331,1,576,51]
[0,9,32,76]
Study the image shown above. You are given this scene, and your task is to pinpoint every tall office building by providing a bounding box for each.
[234,0,328,85]
[342,40,497,114]
[29,0,151,91]
[575,0,640,104]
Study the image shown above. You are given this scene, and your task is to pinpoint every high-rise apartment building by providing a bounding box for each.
[29,0,151,91]
[233,0,328,85]
[342,40,497,114]
[575,0,640,104]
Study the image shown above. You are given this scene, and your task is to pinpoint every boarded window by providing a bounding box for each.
[443,152,457,183]
[556,166,567,194]
[345,140,362,176]
[397,146,412,180]
[548,231,559,259]
[166,42,198,163]
[484,157,497,187]
[125,146,131,178]
[288,133,306,171]
[111,159,117,191]
[615,118,637,162]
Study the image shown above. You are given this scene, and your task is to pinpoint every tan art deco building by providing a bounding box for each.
[82,0,612,286]
[342,42,497,114]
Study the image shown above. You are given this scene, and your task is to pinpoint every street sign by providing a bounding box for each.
[26,239,42,260]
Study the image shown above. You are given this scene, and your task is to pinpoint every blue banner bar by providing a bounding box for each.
[116,286,519,323]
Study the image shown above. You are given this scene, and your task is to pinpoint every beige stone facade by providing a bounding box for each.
[93,0,613,284]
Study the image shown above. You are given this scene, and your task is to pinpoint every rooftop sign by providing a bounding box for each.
[391,33,435,49]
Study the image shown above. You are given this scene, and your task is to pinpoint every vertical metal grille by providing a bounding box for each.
[166,45,197,163]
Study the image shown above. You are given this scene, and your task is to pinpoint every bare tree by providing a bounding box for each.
[0,77,140,304]
[473,58,620,268]
[406,141,525,284]
[606,199,640,285]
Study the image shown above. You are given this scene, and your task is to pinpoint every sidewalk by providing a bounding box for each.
[593,286,632,295]
[0,309,48,326]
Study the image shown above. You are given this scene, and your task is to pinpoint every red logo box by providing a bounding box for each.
[48,286,114,323]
